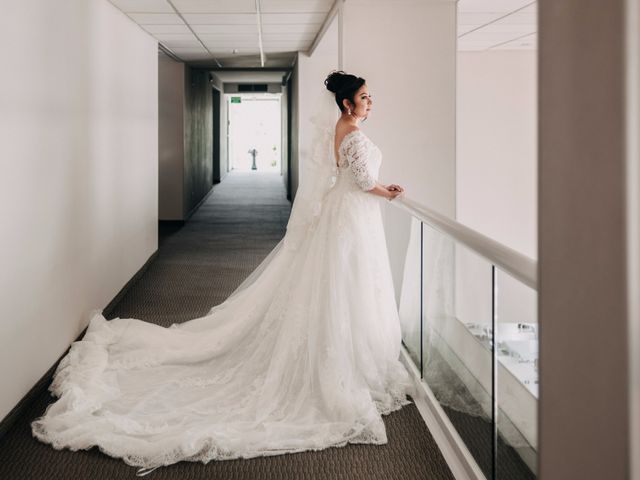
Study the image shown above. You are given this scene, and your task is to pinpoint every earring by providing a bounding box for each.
[347,108,352,115]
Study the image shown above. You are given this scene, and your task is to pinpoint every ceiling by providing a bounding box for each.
[457,0,537,51]
[109,0,537,70]
[108,0,335,68]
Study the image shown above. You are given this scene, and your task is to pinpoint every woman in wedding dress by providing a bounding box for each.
[31,70,414,475]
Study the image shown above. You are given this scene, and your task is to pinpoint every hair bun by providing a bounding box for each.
[324,70,347,93]
[323,70,366,113]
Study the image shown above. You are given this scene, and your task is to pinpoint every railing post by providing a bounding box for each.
[420,221,424,379]
[491,264,498,480]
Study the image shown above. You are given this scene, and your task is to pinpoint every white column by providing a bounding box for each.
[341,0,457,217]
[539,0,631,477]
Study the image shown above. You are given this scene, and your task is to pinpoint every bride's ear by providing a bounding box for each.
[341,98,352,112]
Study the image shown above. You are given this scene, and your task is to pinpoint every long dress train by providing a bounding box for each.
[30,128,415,470]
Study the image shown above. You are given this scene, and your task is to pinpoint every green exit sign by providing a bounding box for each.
[231,97,241,104]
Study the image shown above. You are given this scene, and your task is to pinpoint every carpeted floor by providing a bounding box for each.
[443,406,536,480]
[0,170,455,480]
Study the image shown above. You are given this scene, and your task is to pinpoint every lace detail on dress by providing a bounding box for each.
[30,121,413,472]
[339,131,376,191]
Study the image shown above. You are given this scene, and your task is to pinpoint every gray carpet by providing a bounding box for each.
[0,170,455,479]
[443,406,536,480]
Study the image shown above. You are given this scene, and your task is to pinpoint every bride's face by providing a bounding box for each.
[347,84,373,119]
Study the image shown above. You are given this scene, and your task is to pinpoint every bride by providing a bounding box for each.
[31,70,415,475]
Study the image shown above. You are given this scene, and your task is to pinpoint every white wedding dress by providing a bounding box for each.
[31,126,414,472]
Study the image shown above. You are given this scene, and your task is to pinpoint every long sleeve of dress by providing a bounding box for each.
[343,132,376,191]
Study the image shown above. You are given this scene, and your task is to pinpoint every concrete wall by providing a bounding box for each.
[211,73,230,182]
[281,82,289,191]
[184,68,213,216]
[209,74,226,182]
[158,65,214,219]
[220,96,229,179]
[0,0,158,420]
[290,61,300,200]
[212,86,222,183]
[158,55,185,220]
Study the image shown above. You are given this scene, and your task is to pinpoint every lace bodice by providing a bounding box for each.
[337,130,382,192]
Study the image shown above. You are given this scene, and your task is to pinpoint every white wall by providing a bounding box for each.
[456,50,537,259]
[454,50,538,328]
[343,0,457,218]
[340,0,457,303]
[0,0,158,420]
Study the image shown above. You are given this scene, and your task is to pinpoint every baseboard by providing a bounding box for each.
[400,347,487,480]
[102,249,159,318]
[185,184,216,221]
[0,248,159,441]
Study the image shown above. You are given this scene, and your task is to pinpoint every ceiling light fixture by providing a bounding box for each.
[255,0,265,67]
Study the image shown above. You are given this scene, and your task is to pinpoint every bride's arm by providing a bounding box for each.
[345,135,403,201]
[366,182,404,201]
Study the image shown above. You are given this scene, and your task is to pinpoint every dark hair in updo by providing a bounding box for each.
[324,70,366,113]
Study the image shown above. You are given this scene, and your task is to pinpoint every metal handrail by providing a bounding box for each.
[391,196,538,290]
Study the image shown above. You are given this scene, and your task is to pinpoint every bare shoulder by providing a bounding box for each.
[335,122,361,147]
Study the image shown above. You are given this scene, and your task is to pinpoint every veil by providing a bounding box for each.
[283,88,339,252]
[203,86,338,313]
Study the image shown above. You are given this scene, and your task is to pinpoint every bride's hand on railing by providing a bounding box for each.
[385,184,405,201]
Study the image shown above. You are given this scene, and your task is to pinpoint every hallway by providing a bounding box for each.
[0,171,454,480]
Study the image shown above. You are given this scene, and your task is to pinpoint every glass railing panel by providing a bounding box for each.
[495,268,538,479]
[421,222,495,479]
[397,215,424,373]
